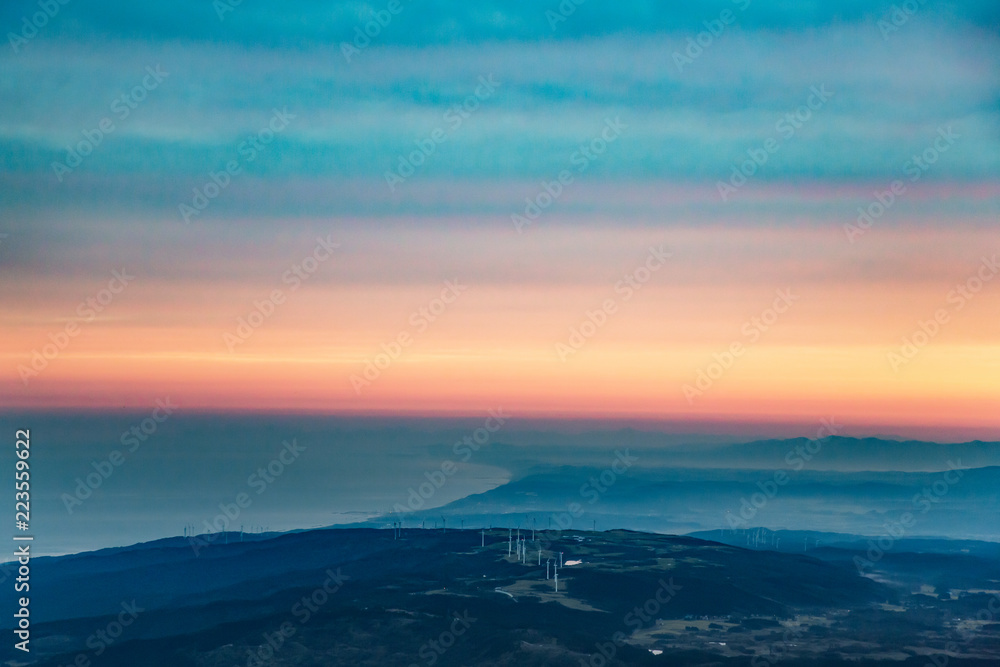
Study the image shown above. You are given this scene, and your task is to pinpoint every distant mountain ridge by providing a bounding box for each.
[373,464,1000,542]
[712,436,1000,472]
[464,435,1000,475]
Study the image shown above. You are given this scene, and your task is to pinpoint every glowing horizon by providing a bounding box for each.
[4,208,999,437]
[2,2,998,440]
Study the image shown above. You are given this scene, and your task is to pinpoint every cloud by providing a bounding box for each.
[0,22,997,216]
[3,0,998,47]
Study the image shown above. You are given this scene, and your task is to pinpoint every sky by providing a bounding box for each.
[1,1,999,438]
